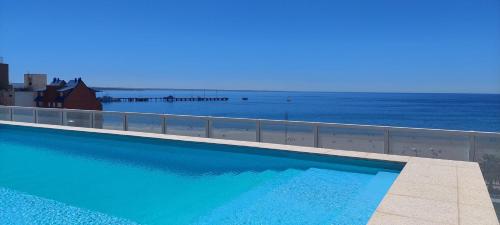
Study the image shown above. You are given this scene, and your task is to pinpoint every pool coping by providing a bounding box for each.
[1,120,498,225]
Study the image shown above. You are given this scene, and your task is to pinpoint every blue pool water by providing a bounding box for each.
[0,125,402,225]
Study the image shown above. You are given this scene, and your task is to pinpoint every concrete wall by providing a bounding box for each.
[0,89,14,105]
[14,91,37,107]
[24,74,47,90]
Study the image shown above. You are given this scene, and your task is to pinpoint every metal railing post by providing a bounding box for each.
[34,108,38,123]
[313,125,319,147]
[9,107,13,121]
[123,113,128,131]
[90,111,95,128]
[469,134,477,162]
[62,109,67,125]
[206,118,213,138]
[161,115,167,134]
[384,129,390,154]
[60,109,64,125]
[256,120,261,142]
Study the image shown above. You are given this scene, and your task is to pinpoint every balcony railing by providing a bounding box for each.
[1,105,500,211]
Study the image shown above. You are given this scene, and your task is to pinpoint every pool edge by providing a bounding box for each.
[1,120,497,225]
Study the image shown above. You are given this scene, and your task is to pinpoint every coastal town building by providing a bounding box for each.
[35,78,102,110]
[0,60,48,107]
[12,74,47,107]
[0,60,8,90]
[0,60,14,105]
[36,78,66,108]
[24,74,48,91]
[0,60,101,110]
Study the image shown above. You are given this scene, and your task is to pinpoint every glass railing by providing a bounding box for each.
[1,105,499,217]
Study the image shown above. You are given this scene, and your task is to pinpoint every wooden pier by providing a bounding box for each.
[99,95,229,103]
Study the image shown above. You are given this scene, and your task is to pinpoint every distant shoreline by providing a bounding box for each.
[93,87,500,95]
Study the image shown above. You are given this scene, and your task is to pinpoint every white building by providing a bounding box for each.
[24,74,47,91]
[13,74,47,107]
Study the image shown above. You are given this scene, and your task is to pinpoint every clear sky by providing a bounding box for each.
[1,0,499,93]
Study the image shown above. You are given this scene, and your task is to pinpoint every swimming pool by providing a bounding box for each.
[0,124,402,225]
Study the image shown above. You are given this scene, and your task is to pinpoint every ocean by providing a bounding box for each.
[97,90,500,132]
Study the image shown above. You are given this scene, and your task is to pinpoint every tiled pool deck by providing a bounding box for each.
[1,120,498,225]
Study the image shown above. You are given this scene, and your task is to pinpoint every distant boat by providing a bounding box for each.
[286,97,292,102]
[242,97,248,101]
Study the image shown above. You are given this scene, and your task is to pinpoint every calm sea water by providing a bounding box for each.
[98,90,500,132]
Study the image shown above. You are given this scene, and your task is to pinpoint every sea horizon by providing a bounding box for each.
[97,90,500,133]
[94,87,500,95]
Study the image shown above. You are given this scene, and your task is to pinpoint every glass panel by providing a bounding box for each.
[37,109,62,125]
[93,112,124,130]
[319,126,385,153]
[389,131,470,161]
[12,108,34,123]
[212,119,256,141]
[127,114,163,134]
[65,111,92,128]
[474,135,500,219]
[166,117,206,137]
[260,123,314,147]
[0,107,10,121]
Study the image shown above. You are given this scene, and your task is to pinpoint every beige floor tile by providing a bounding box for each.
[364,152,410,162]
[389,180,458,203]
[397,163,458,187]
[459,204,499,225]
[410,157,478,168]
[457,167,485,178]
[368,212,453,225]
[458,185,494,208]
[377,194,459,224]
[457,168,489,192]
[324,149,368,158]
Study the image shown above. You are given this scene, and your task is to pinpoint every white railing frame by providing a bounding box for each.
[1,105,500,161]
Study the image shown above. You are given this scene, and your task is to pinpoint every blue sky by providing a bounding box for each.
[1,0,499,93]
